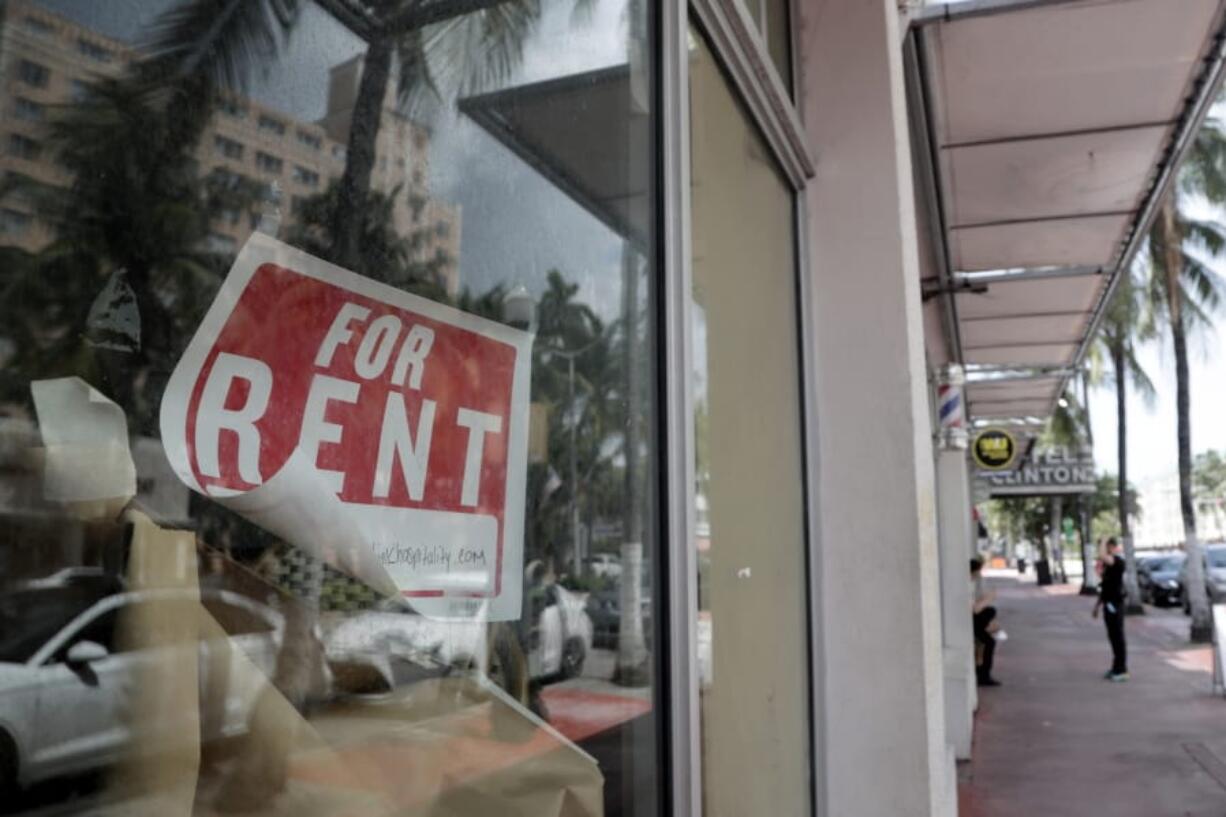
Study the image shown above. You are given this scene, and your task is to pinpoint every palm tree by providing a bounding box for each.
[0,77,252,431]
[615,244,649,685]
[285,181,452,298]
[1043,387,1092,587]
[1193,450,1226,535]
[141,0,547,271]
[1093,266,1157,613]
[1147,111,1226,642]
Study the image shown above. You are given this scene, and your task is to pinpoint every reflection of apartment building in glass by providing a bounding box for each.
[0,0,461,293]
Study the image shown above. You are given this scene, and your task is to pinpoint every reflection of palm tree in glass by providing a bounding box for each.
[286,181,452,296]
[144,0,556,269]
[0,77,260,430]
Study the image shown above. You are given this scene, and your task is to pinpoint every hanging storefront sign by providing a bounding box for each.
[161,233,533,621]
[977,445,1096,497]
[971,428,1017,470]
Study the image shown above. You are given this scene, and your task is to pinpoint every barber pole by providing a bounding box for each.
[938,383,963,431]
[936,364,968,450]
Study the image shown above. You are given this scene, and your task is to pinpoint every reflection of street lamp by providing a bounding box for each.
[543,334,608,579]
[503,284,536,331]
[502,286,607,579]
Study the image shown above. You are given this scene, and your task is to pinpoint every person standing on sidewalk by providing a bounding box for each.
[1093,537,1129,682]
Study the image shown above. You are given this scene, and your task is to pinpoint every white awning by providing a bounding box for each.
[910,0,1226,423]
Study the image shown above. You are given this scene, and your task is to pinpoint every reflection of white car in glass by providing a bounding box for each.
[322,584,593,699]
[0,586,281,790]
[585,553,622,579]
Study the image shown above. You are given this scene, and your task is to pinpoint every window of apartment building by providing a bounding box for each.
[13,97,44,122]
[0,207,33,234]
[22,15,55,37]
[258,115,286,136]
[331,144,346,161]
[255,151,283,174]
[8,134,42,161]
[218,98,247,119]
[17,59,50,88]
[70,80,91,103]
[292,165,320,187]
[296,130,322,150]
[213,135,245,160]
[77,38,113,63]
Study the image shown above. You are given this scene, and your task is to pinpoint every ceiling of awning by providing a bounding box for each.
[911,0,1226,423]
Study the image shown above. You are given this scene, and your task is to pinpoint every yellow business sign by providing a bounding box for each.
[972,428,1016,471]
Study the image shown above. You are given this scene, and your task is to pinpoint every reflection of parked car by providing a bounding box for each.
[0,587,281,790]
[585,553,622,579]
[585,578,652,650]
[1180,545,1226,614]
[1138,554,1184,607]
[322,584,593,699]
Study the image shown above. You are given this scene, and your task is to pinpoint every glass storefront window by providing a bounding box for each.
[0,0,659,814]
[689,25,811,817]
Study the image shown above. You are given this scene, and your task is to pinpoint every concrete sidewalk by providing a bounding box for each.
[959,571,1226,817]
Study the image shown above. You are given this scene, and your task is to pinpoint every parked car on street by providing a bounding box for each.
[585,553,622,579]
[1138,553,1184,607]
[0,586,282,790]
[585,575,652,650]
[322,583,593,700]
[1180,544,1226,613]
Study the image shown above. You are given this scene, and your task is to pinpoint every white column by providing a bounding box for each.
[798,1,954,815]
[936,448,977,760]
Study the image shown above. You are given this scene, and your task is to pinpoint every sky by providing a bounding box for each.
[1087,318,1226,485]
[1086,193,1226,484]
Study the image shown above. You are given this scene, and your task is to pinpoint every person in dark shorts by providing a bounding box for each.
[1092,537,1128,681]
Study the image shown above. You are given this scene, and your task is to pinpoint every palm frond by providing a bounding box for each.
[138,0,301,91]
[412,0,540,101]
[1183,217,1226,258]
[1180,116,1226,202]
[1123,343,1158,408]
[1177,254,1225,323]
[393,26,445,117]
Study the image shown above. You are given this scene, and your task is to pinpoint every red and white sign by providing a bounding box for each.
[160,234,532,620]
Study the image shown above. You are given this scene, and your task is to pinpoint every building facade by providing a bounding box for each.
[1134,472,1226,549]
[0,1,1222,816]
[0,0,460,292]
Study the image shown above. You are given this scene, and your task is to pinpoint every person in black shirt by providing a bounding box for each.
[1093,538,1128,681]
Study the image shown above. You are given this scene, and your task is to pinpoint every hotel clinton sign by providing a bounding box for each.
[974,436,1095,497]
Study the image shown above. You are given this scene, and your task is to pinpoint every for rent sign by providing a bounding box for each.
[161,234,532,620]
